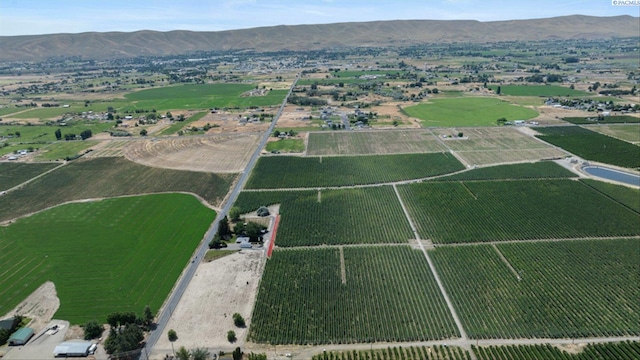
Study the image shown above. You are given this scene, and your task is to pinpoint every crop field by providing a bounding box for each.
[473,341,640,360]
[0,157,235,223]
[312,345,471,360]
[535,126,640,169]
[248,246,459,344]
[563,115,640,124]
[580,179,640,213]
[83,140,129,157]
[265,138,305,153]
[123,134,260,173]
[34,140,99,161]
[487,85,589,96]
[123,84,287,110]
[431,127,566,165]
[235,187,413,246]
[435,161,577,181]
[402,98,538,127]
[0,162,59,190]
[431,239,640,339]
[0,193,215,324]
[398,179,640,243]
[306,130,446,156]
[246,153,464,188]
[586,124,640,144]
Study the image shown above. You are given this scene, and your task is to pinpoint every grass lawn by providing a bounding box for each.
[403,97,538,127]
[34,141,99,161]
[0,193,215,324]
[123,84,287,111]
[0,121,115,145]
[265,139,305,153]
[488,85,589,96]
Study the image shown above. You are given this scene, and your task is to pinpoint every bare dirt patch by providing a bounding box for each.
[1,281,60,334]
[150,251,264,358]
[190,111,271,134]
[122,134,261,173]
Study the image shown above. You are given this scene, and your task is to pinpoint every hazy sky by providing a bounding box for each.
[1,0,638,36]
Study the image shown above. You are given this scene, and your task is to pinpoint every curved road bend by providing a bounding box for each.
[145,75,299,355]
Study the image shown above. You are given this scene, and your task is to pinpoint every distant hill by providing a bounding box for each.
[0,15,638,62]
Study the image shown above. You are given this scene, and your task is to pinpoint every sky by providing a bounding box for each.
[0,0,638,36]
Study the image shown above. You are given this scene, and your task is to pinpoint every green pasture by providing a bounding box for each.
[123,84,287,111]
[403,97,538,127]
[265,139,304,153]
[0,193,215,324]
[34,141,99,161]
[0,157,236,223]
[158,111,207,136]
[0,162,59,190]
[586,124,640,144]
[488,85,588,96]
[432,239,639,338]
[7,106,86,120]
[0,121,114,144]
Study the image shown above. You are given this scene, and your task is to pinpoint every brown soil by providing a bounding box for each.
[1,281,60,334]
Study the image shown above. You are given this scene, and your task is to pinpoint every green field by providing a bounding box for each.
[235,187,413,247]
[473,341,640,360]
[158,111,207,135]
[313,345,471,360]
[487,85,589,96]
[0,157,236,223]
[403,97,539,127]
[249,246,459,344]
[431,239,640,339]
[0,193,215,324]
[0,121,114,144]
[563,115,640,124]
[123,84,287,111]
[0,162,59,190]
[265,138,305,153]
[535,126,640,169]
[580,179,640,213]
[34,140,98,161]
[435,161,576,181]
[246,153,464,188]
[306,130,445,156]
[398,179,640,243]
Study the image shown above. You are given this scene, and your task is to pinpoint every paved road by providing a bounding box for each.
[144,75,298,356]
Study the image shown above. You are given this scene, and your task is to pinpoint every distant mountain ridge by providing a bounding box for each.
[0,15,638,62]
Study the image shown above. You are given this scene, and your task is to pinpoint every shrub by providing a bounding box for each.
[233,313,246,328]
[227,330,237,343]
[84,320,104,340]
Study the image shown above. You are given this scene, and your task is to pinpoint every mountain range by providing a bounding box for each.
[0,15,637,62]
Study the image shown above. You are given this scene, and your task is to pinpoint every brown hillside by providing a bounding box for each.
[0,15,637,62]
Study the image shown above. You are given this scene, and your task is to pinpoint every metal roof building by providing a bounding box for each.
[53,340,92,357]
[8,327,34,346]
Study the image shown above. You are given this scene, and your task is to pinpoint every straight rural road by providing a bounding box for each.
[144,75,298,356]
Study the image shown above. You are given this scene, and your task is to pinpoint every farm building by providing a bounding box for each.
[53,340,93,357]
[8,327,34,346]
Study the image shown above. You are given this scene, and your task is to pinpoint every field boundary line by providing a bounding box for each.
[4,161,67,194]
[492,244,521,281]
[392,184,474,359]
[434,236,640,247]
[339,246,346,285]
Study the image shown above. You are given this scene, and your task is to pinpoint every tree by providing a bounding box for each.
[104,324,143,355]
[139,129,148,136]
[143,305,154,326]
[229,207,242,222]
[191,348,210,360]
[80,129,92,140]
[227,330,237,343]
[496,86,501,95]
[55,128,62,140]
[458,132,464,138]
[167,329,177,355]
[175,346,190,360]
[218,216,232,239]
[245,222,267,242]
[496,117,507,126]
[84,320,104,340]
[232,347,243,360]
[15,131,20,137]
[233,313,246,328]
[273,130,280,137]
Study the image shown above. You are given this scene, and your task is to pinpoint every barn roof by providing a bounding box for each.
[9,327,34,342]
